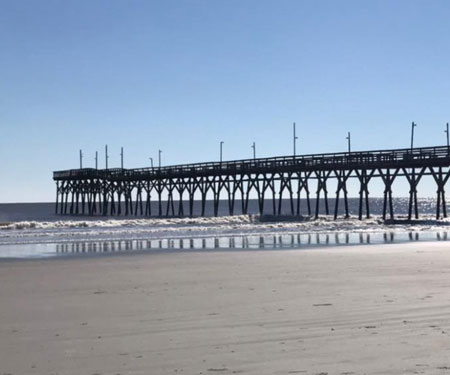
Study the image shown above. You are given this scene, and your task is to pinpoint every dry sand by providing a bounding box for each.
[1,242,450,374]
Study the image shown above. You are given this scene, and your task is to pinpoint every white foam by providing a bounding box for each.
[2,215,255,230]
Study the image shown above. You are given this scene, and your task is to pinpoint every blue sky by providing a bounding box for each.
[1,0,450,202]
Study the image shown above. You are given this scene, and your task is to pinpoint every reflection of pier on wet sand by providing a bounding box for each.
[54,231,450,256]
[2,241,450,374]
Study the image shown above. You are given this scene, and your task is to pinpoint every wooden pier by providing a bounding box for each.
[53,145,450,220]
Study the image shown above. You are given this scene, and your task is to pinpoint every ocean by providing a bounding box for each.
[0,197,440,222]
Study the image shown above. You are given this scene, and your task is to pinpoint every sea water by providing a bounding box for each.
[0,197,440,222]
[0,198,449,258]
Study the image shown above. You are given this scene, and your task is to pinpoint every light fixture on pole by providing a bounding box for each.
[149,157,154,169]
[159,150,162,168]
[79,149,83,169]
[251,142,256,159]
[95,151,98,169]
[120,147,124,169]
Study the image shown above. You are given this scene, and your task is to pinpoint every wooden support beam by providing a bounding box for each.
[55,182,59,214]
[315,170,331,218]
[379,168,399,220]
[430,166,450,219]
[296,171,311,217]
[355,169,375,220]
[334,170,351,219]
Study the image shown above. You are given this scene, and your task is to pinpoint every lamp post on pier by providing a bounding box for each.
[411,122,417,150]
[95,151,98,169]
[293,122,298,156]
[159,150,162,168]
[346,132,351,153]
[251,142,256,159]
[120,147,124,169]
[445,123,449,148]
[79,150,83,169]
[149,157,154,169]
[105,145,109,169]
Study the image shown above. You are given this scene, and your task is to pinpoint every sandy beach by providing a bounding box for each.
[1,242,450,374]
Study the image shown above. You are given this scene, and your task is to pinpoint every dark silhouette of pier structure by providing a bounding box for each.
[54,145,450,220]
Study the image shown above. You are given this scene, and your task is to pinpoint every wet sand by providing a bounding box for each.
[1,242,450,374]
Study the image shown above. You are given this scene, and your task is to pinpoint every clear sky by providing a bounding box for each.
[1,0,450,202]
